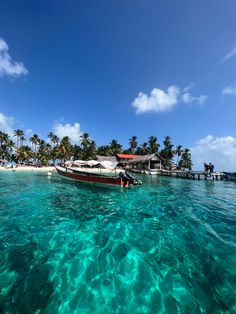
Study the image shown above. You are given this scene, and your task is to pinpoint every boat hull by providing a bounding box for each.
[55,166,122,185]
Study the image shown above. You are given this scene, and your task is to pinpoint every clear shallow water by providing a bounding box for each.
[0,172,236,313]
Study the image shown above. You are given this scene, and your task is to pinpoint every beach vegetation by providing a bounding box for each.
[136,142,149,155]
[48,132,60,147]
[0,129,192,169]
[96,145,112,156]
[80,139,97,160]
[13,129,24,147]
[109,139,123,155]
[72,144,83,160]
[129,136,138,154]
[80,133,91,149]
[16,145,33,164]
[179,148,193,171]
[36,140,52,166]
[175,145,184,165]
[160,136,175,169]
[30,134,40,152]
[0,131,15,161]
[148,135,160,154]
[56,136,73,163]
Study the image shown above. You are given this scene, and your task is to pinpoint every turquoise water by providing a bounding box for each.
[0,172,236,313]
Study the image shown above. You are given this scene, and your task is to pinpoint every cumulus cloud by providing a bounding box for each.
[0,37,28,78]
[132,86,180,114]
[222,84,236,96]
[222,45,236,61]
[53,122,82,144]
[191,135,236,171]
[132,85,207,113]
[0,112,14,135]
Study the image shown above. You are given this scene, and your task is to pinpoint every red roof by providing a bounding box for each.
[116,154,139,159]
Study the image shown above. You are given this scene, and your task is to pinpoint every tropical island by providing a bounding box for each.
[0,129,192,171]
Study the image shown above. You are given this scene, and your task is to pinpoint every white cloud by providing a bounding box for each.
[132,85,207,113]
[132,86,180,114]
[0,37,28,78]
[191,135,236,171]
[0,112,14,135]
[222,84,236,96]
[182,93,207,105]
[53,122,82,144]
[183,83,194,93]
[222,45,236,61]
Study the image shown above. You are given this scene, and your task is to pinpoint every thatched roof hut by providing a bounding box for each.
[128,153,163,172]
[96,155,117,163]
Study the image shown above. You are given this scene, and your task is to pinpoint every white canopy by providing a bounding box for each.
[72,159,118,170]
[86,160,100,167]
[100,160,118,170]
[73,160,87,165]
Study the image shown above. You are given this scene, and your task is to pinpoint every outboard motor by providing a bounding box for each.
[119,171,142,186]
[125,171,142,185]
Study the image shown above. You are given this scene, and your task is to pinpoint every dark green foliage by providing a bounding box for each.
[0,129,193,168]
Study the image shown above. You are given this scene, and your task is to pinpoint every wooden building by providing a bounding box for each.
[128,153,163,173]
[116,154,139,166]
[96,155,117,163]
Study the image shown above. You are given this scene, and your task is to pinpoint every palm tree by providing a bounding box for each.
[179,148,193,170]
[56,136,73,163]
[5,138,15,161]
[136,142,149,155]
[82,140,97,160]
[0,132,12,160]
[109,139,122,155]
[30,134,40,152]
[0,131,8,147]
[72,145,83,160]
[148,135,160,154]
[129,136,138,154]
[16,146,33,164]
[52,135,60,147]
[80,133,91,149]
[175,145,183,166]
[96,145,112,156]
[0,131,8,150]
[37,141,52,166]
[48,132,60,147]
[163,136,173,148]
[13,129,24,147]
[48,132,54,143]
[20,136,26,147]
[160,136,174,169]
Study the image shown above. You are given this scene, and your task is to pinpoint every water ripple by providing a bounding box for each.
[0,172,236,313]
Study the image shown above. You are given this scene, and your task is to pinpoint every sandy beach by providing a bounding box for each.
[0,166,55,172]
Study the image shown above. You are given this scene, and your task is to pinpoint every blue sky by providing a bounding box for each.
[0,1,236,170]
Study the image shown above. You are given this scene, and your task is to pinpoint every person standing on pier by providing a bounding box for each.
[209,162,214,173]
[204,163,209,172]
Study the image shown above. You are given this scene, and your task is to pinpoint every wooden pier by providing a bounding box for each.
[159,170,225,180]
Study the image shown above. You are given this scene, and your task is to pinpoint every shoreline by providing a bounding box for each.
[0,166,55,172]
